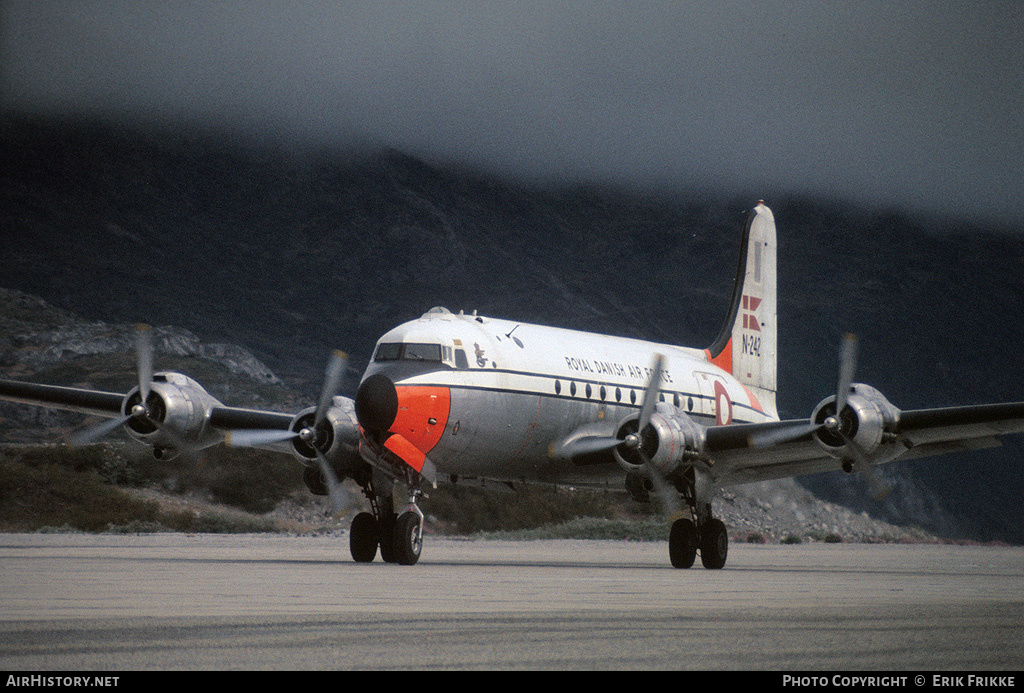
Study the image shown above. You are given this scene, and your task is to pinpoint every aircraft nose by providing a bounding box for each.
[355,373,399,432]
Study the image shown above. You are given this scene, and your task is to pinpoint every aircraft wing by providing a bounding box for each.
[207,406,295,432]
[0,379,125,418]
[704,401,1024,486]
[0,378,297,430]
[0,373,302,452]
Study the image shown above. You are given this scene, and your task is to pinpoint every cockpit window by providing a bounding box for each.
[374,343,403,361]
[402,343,442,362]
[373,342,443,363]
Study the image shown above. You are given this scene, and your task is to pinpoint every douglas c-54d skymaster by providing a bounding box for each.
[3,202,1024,568]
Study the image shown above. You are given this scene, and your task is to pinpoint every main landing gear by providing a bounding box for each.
[349,474,425,566]
[668,513,728,569]
[666,474,728,570]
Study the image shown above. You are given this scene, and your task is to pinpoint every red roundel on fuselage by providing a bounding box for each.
[713,380,733,426]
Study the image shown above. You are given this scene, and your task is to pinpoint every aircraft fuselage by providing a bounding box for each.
[358,307,777,482]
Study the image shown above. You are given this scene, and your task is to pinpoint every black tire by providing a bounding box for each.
[393,511,423,566]
[669,518,698,569]
[349,512,378,563]
[700,518,728,570]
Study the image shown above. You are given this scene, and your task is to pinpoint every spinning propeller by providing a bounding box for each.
[226,350,355,513]
[749,334,891,499]
[225,350,349,448]
[559,355,682,517]
[747,334,860,449]
[69,324,158,446]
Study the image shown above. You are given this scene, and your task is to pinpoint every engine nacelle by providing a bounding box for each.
[612,404,705,478]
[287,397,361,473]
[810,383,900,460]
[121,372,224,457]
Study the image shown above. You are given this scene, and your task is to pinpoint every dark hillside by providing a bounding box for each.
[2,115,1022,542]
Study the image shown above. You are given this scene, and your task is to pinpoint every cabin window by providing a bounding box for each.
[454,349,469,369]
[554,380,561,395]
[570,382,577,396]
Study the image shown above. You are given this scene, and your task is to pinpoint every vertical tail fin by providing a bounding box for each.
[705,202,778,419]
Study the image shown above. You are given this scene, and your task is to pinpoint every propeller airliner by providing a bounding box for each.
[3,202,1023,568]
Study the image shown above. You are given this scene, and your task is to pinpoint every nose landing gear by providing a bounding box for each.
[348,476,425,566]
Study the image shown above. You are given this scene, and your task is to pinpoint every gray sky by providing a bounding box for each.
[2,1,1022,227]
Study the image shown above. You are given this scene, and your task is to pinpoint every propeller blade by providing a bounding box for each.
[748,420,821,449]
[641,451,683,519]
[135,324,154,403]
[558,435,623,458]
[225,429,298,447]
[314,452,355,515]
[846,449,891,500]
[68,415,130,447]
[842,433,872,467]
[66,327,156,447]
[637,354,664,433]
[835,333,858,417]
[315,350,348,428]
[749,335,861,452]
[838,433,892,500]
[632,354,683,518]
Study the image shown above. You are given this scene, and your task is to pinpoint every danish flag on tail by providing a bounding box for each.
[704,202,778,420]
[742,295,762,331]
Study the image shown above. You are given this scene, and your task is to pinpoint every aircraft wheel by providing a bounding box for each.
[349,512,378,563]
[394,511,423,566]
[700,518,729,570]
[669,518,698,569]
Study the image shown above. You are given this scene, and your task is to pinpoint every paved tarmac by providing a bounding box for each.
[0,533,1021,670]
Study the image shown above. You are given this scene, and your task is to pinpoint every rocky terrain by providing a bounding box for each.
[719,478,940,543]
[0,287,281,384]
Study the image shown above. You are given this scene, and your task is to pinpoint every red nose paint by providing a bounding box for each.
[390,386,451,454]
